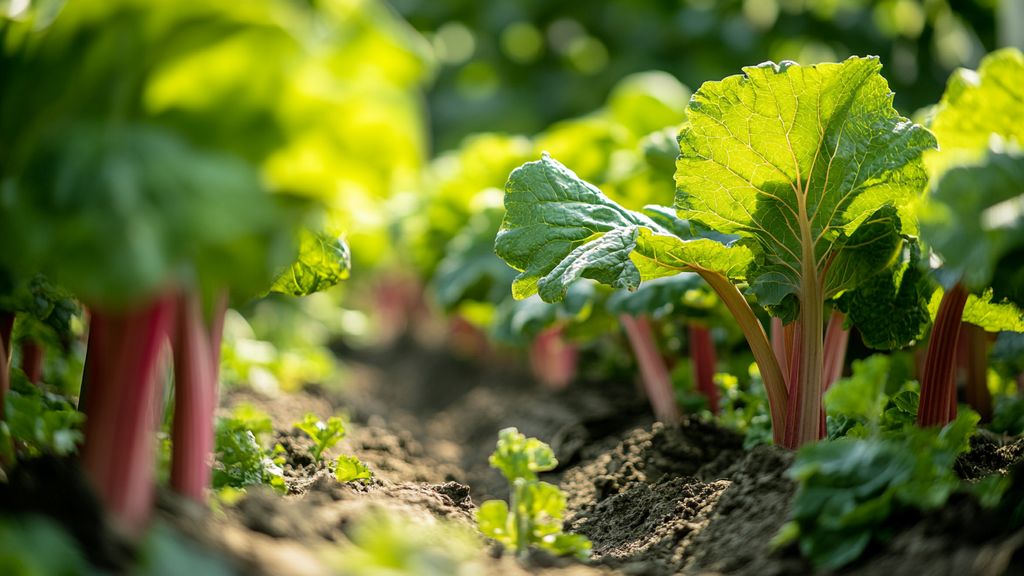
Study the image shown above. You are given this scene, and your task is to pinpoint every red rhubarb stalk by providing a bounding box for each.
[918,282,970,427]
[620,314,680,422]
[0,311,13,419]
[959,322,992,422]
[80,294,177,533]
[170,291,217,502]
[695,270,788,444]
[822,310,849,391]
[688,323,719,414]
[529,324,578,390]
[21,339,44,385]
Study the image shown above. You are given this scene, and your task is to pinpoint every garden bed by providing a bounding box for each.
[10,337,1019,575]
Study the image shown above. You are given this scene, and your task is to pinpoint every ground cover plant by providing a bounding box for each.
[1,1,1023,575]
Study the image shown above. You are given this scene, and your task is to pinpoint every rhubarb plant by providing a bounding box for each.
[294,413,372,483]
[916,48,1024,427]
[477,428,591,560]
[496,56,935,448]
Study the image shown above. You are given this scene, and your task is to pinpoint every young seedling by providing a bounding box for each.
[477,427,591,560]
[294,413,373,483]
[294,414,347,463]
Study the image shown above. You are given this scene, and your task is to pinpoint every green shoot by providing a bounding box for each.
[294,413,347,463]
[477,428,591,560]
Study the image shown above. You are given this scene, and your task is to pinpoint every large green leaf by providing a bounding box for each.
[495,154,753,303]
[675,57,935,312]
[927,48,1024,173]
[922,147,1024,303]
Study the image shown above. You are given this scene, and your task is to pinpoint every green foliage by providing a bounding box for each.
[675,57,933,318]
[334,455,373,484]
[823,354,920,439]
[777,410,979,570]
[325,509,483,576]
[836,242,934,350]
[294,414,347,463]
[0,515,94,576]
[270,232,351,297]
[495,154,752,304]
[478,428,591,560]
[927,287,1024,333]
[488,427,557,483]
[212,407,286,495]
[715,368,772,449]
[0,372,84,459]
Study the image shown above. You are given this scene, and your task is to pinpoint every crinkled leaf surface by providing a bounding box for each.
[495,155,752,303]
[270,231,350,297]
[927,288,1024,333]
[836,242,934,349]
[675,57,935,312]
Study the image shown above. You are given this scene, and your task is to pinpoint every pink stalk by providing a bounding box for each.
[918,282,970,427]
[529,325,578,390]
[959,322,992,422]
[822,310,849,391]
[21,339,44,384]
[80,294,177,533]
[170,291,217,503]
[0,311,13,419]
[688,324,720,413]
[619,314,680,422]
[770,317,789,385]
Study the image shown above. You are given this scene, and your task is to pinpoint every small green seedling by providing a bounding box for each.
[294,412,372,483]
[334,454,372,483]
[213,406,286,495]
[294,413,347,463]
[477,427,591,560]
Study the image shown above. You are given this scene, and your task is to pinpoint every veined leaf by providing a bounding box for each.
[676,57,936,310]
[495,154,753,303]
[270,231,350,297]
[927,48,1024,173]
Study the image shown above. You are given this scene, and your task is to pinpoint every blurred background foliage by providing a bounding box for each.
[1,0,1017,390]
[393,0,1008,152]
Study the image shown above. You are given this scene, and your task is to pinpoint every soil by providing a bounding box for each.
[4,333,1024,575]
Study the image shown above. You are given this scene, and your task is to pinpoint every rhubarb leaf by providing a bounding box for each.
[921,150,1024,304]
[496,155,753,303]
[270,231,350,297]
[927,288,1024,333]
[676,57,935,313]
[433,206,517,310]
[836,242,933,350]
[927,48,1024,173]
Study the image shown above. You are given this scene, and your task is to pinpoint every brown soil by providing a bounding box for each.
[4,336,1024,575]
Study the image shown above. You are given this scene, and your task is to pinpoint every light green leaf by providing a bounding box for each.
[927,48,1024,173]
[495,155,753,303]
[676,57,935,312]
[270,231,350,296]
[488,427,557,482]
[334,455,372,483]
[928,287,1024,333]
[476,500,511,541]
[921,149,1024,299]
